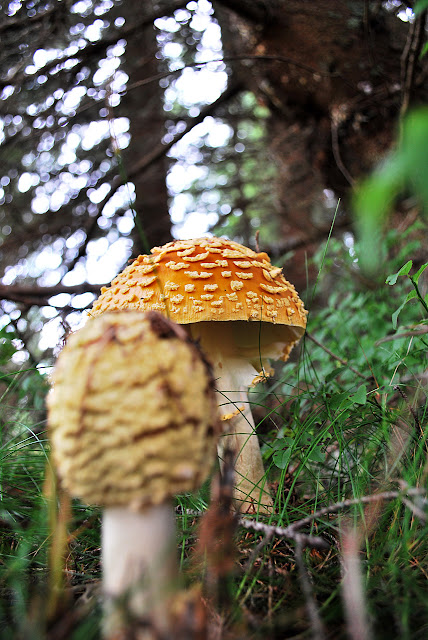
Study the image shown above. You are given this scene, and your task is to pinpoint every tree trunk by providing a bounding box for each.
[120,2,171,252]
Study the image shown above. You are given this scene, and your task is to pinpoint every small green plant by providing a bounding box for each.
[386,260,428,328]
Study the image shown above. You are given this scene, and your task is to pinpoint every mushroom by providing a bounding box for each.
[47,310,219,637]
[90,237,307,513]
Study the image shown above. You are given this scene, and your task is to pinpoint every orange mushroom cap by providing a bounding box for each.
[90,237,307,367]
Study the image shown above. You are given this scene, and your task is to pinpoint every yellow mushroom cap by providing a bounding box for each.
[47,311,220,509]
[90,237,308,366]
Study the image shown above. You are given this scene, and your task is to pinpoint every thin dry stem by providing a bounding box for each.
[237,486,426,551]
[295,538,326,640]
[341,528,373,640]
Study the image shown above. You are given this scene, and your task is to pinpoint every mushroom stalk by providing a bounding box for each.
[48,311,220,638]
[188,322,274,514]
[215,370,273,514]
[102,502,178,637]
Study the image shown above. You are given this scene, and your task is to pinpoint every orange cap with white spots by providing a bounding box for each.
[90,237,307,339]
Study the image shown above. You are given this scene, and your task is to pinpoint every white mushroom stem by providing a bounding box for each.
[218,382,272,513]
[102,502,178,637]
[216,372,273,514]
[189,322,274,514]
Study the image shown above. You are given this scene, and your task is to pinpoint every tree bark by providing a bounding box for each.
[120,1,172,252]
[214,0,428,287]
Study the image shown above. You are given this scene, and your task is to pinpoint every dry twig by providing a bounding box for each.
[295,538,326,640]
[341,528,373,640]
[238,517,329,550]
[286,487,426,533]
[237,486,426,552]
[376,326,428,344]
[400,10,427,117]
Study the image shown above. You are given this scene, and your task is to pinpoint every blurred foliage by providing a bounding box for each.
[414,0,428,14]
[248,244,427,640]
[255,220,427,482]
[355,108,428,273]
[247,224,427,637]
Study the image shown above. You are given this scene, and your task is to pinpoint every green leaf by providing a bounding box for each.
[273,448,291,470]
[391,290,418,329]
[391,304,405,330]
[0,329,18,363]
[412,262,428,285]
[325,367,345,383]
[401,109,428,206]
[328,391,351,411]
[420,42,428,59]
[355,108,428,274]
[414,0,428,15]
[386,260,413,285]
[272,437,293,450]
[405,290,418,303]
[308,447,324,463]
[350,385,367,405]
[354,157,404,273]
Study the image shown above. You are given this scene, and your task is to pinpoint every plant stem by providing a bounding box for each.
[410,275,428,315]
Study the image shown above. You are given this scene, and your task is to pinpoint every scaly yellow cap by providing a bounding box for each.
[47,311,220,510]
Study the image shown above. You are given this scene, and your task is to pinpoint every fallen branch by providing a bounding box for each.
[285,486,427,534]
[237,486,427,551]
[238,517,329,550]
[375,325,428,344]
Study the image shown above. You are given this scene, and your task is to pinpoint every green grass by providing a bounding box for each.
[0,231,427,639]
